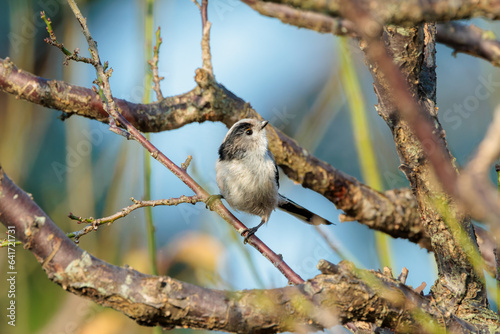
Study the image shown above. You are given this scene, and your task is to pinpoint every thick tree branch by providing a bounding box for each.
[242,1,500,68]
[0,57,422,246]
[257,0,500,26]
[339,1,488,315]
[0,166,494,332]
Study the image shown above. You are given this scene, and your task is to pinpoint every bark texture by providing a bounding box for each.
[0,166,494,332]
[363,24,488,316]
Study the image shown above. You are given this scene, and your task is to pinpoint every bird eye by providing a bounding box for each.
[246,129,253,135]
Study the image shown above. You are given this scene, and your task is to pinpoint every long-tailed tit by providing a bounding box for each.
[214,118,333,242]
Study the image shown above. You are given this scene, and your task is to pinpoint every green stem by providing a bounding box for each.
[143,0,158,278]
[339,38,393,269]
[144,1,161,333]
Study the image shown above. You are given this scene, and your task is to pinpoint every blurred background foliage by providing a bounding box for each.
[0,0,499,333]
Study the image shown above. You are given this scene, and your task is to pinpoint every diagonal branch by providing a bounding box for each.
[62,0,303,285]
[0,166,491,332]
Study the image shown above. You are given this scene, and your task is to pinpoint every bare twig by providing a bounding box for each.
[41,11,95,66]
[192,0,213,74]
[190,0,202,11]
[181,155,193,170]
[414,282,427,295]
[201,0,208,28]
[148,27,165,101]
[68,196,202,242]
[41,11,71,56]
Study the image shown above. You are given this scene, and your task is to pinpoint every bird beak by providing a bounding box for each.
[260,120,269,130]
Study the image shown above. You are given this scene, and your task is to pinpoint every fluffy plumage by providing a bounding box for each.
[215,118,332,241]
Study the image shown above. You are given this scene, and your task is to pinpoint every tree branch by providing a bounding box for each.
[0,166,492,332]
[255,0,500,26]
[437,22,500,67]
[148,27,165,102]
[68,196,203,242]
[241,0,356,35]
[2,55,499,273]
[339,0,488,313]
[241,1,500,68]
[0,57,422,248]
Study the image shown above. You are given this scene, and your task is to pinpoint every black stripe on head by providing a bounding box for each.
[229,122,253,138]
[218,122,252,161]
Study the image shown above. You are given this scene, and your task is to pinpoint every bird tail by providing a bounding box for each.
[277,194,333,226]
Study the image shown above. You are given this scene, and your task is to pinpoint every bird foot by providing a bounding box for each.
[205,194,223,210]
[241,226,260,244]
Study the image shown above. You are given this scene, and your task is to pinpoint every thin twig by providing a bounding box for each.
[69,196,202,242]
[148,27,164,101]
[0,194,199,248]
[190,0,202,11]
[181,155,193,170]
[41,11,95,66]
[201,0,208,28]
[193,0,213,74]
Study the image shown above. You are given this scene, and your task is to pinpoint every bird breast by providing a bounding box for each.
[216,154,278,217]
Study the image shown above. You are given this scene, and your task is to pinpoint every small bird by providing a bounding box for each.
[213,118,333,242]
